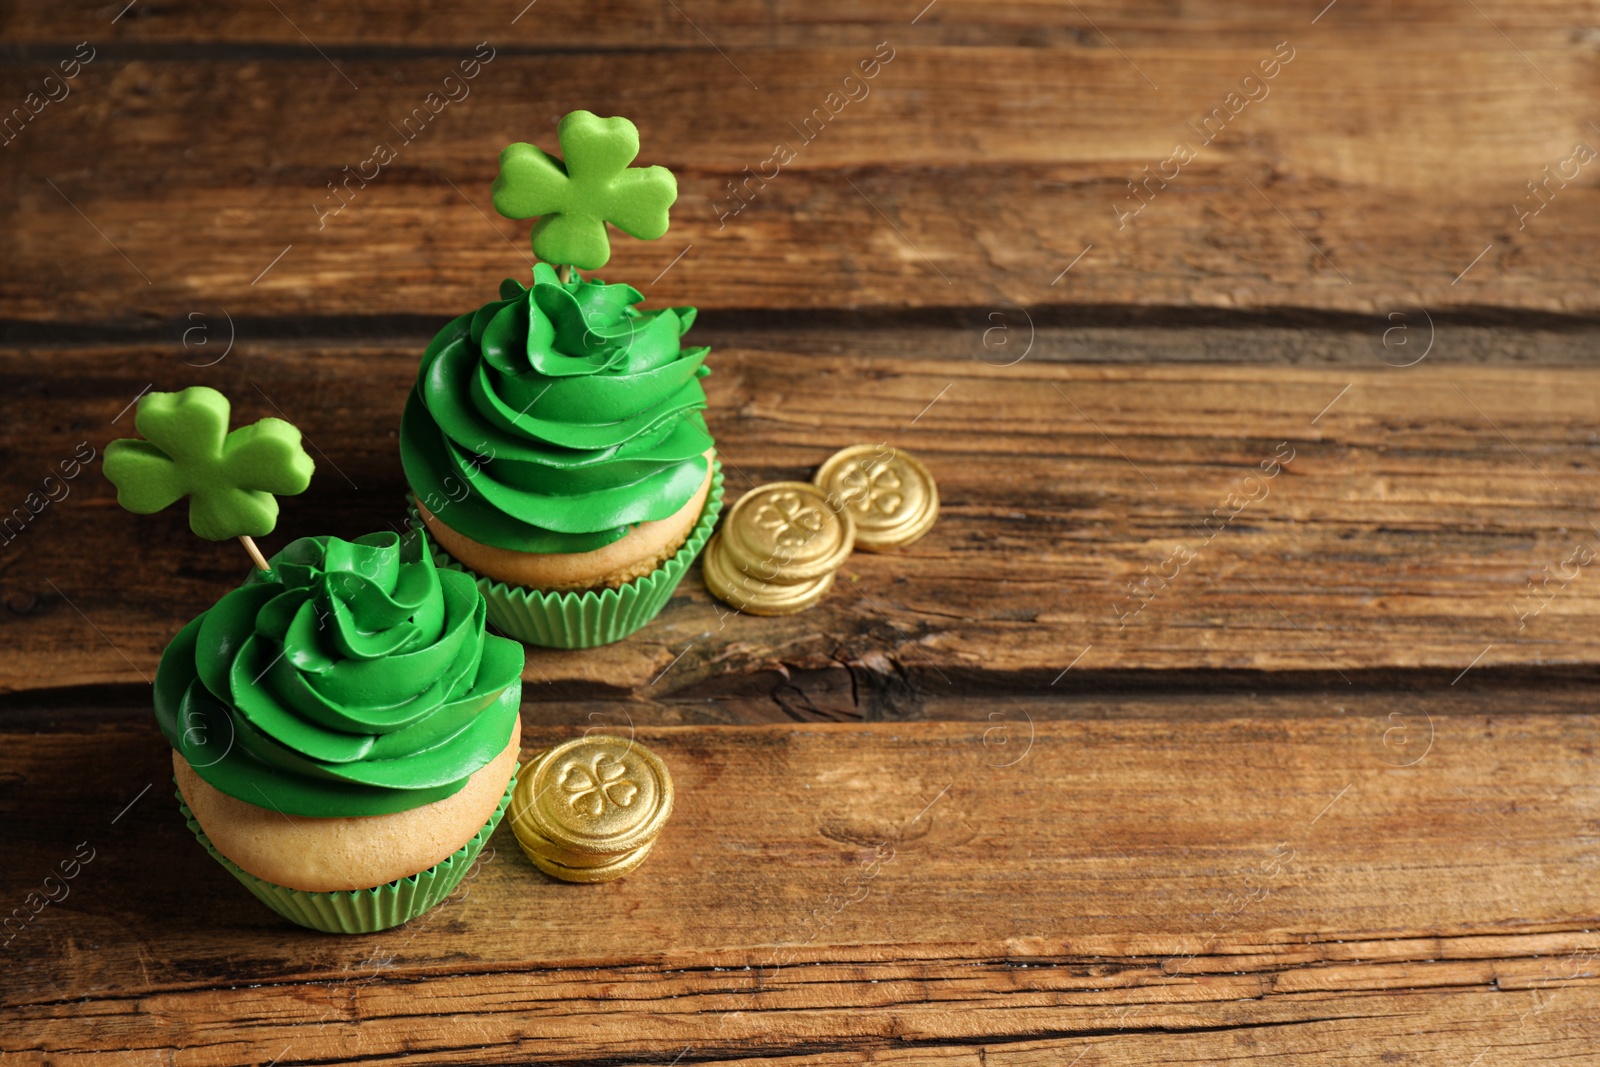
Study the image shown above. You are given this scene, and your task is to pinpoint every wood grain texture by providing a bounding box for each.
[4,0,1596,48]
[3,717,1596,1064]
[4,37,1599,321]
[4,346,1599,696]
[5,5,1598,1063]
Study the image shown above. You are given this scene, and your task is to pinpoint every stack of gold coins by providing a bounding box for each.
[508,735,674,883]
[702,481,856,615]
[813,444,939,552]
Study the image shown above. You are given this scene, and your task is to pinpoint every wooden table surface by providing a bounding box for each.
[4,2,1600,1064]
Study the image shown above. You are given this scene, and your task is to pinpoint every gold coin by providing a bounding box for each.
[523,841,656,884]
[508,735,673,883]
[509,814,613,869]
[511,814,657,876]
[702,532,838,616]
[814,444,938,551]
[720,481,855,581]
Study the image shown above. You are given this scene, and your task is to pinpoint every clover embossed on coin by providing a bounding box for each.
[561,754,639,817]
[752,490,827,549]
[843,462,904,516]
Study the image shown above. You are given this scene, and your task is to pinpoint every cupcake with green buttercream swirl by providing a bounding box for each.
[400,112,723,648]
[157,531,524,933]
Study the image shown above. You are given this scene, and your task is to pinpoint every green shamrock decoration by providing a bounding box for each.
[104,386,315,542]
[491,109,678,271]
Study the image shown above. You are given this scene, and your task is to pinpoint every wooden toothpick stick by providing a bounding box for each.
[239,535,271,572]
[557,264,574,284]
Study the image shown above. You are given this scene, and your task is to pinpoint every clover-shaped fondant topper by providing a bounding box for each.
[492,110,678,272]
[104,386,314,571]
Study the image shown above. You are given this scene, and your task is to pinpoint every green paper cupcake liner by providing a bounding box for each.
[176,771,515,935]
[411,462,725,649]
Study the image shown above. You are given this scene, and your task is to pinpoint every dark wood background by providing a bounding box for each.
[4,2,1599,1063]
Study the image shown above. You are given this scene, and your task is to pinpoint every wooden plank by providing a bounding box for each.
[4,42,1600,320]
[8,677,1599,733]
[3,348,1599,696]
[16,314,1600,365]
[11,981,1600,1065]
[2,716,1597,1064]
[3,0,1594,48]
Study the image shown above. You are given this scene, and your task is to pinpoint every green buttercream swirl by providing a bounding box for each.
[154,532,523,818]
[399,262,714,554]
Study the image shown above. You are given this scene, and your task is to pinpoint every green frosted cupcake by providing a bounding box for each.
[399,112,720,648]
[411,463,723,649]
[176,774,513,935]
[156,531,525,933]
